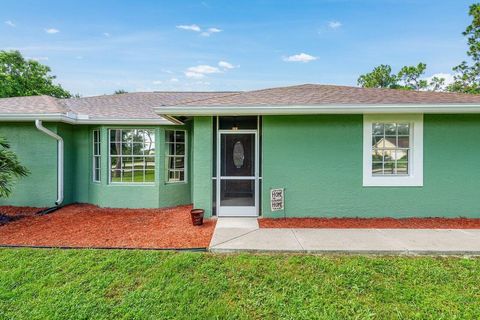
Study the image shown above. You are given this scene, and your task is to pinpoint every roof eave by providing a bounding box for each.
[154,103,480,116]
[0,113,177,125]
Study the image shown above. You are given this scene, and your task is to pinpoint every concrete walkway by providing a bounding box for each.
[209,218,480,255]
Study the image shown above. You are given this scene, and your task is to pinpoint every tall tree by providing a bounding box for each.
[397,63,428,90]
[358,63,445,91]
[0,137,29,198]
[357,64,399,89]
[0,50,71,98]
[448,4,480,94]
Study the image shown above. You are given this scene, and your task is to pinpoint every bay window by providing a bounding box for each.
[109,129,155,183]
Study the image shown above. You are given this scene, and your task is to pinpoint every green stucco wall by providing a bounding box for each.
[192,117,213,217]
[261,114,480,218]
[0,122,58,207]
[0,122,192,209]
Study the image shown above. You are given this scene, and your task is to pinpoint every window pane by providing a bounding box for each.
[372,136,384,148]
[166,131,174,143]
[167,143,175,155]
[133,157,144,170]
[122,170,133,182]
[397,136,409,148]
[372,123,384,136]
[145,157,155,170]
[175,131,185,143]
[145,170,155,182]
[384,136,397,148]
[122,143,131,155]
[372,162,383,175]
[385,123,396,135]
[175,143,185,156]
[398,123,409,135]
[397,160,408,174]
[383,161,395,175]
[175,156,185,169]
[111,170,121,182]
[372,149,384,162]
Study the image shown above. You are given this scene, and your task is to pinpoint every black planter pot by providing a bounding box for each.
[190,209,204,226]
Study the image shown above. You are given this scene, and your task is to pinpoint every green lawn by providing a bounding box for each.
[0,249,479,319]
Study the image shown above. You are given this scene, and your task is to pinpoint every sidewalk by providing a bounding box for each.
[209,218,480,255]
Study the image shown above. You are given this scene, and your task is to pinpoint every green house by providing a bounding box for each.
[2,84,480,218]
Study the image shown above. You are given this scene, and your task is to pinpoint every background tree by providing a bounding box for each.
[358,63,445,91]
[397,63,428,90]
[357,64,399,89]
[0,50,71,98]
[448,4,480,94]
[0,137,29,198]
[114,89,128,94]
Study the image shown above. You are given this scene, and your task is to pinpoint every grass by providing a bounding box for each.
[0,249,479,319]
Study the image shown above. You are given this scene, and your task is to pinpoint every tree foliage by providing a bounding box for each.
[448,4,480,93]
[0,50,71,98]
[358,63,444,91]
[0,136,29,198]
[114,89,128,94]
[357,65,399,89]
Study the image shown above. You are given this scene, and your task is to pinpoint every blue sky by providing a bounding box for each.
[0,0,476,96]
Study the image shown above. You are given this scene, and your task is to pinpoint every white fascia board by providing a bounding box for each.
[0,113,177,125]
[154,103,480,116]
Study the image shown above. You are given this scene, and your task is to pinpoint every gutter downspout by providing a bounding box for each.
[35,120,64,206]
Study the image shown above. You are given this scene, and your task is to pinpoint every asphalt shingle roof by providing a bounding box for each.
[64,92,237,119]
[175,84,480,106]
[0,95,67,114]
[2,85,480,121]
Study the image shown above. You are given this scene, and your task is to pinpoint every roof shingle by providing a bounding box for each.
[175,84,480,106]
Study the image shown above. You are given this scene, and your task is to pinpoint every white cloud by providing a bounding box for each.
[218,61,235,69]
[328,21,342,29]
[188,64,220,74]
[152,80,163,85]
[4,20,15,27]
[185,71,205,79]
[170,77,179,82]
[103,32,111,37]
[283,53,317,63]
[208,27,222,33]
[201,27,222,36]
[177,24,221,36]
[176,24,201,32]
[45,28,60,34]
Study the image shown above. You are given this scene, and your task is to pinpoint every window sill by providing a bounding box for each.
[165,181,188,185]
[108,182,156,187]
[363,175,423,187]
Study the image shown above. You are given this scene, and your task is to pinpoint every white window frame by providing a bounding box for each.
[92,129,101,183]
[363,114,423,187]
[108,128,156,185]
[165,129,187,183]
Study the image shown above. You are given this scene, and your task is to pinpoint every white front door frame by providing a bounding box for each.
[216,129,259,217]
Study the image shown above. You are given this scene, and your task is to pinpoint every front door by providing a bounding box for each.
[217,130,258,216]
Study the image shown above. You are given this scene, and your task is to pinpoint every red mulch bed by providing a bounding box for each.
[0,204,215,249]
[259,217,480,229]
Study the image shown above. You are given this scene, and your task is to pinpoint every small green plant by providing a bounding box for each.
[0,136,29,198]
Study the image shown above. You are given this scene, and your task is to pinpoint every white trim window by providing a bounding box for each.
[363,114,423,187]
[92,129,101,182]
[166,130,187,183]
[109,129,155,183]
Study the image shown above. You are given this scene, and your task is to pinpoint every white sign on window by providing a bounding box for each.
[270,188,284,212]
